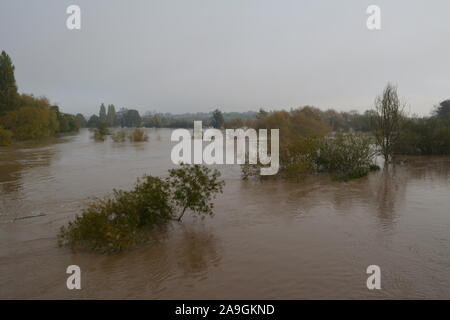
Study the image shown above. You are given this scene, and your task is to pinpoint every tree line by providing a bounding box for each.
[0,51,80,146]
[241,84,450,181]
[2,49,449,161]
[84,104,142,128]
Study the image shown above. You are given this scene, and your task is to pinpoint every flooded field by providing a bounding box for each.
[1,128,450,299]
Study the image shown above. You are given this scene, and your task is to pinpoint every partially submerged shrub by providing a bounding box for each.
[0,126,13,146]
[91,123,110,141]
[58,165,224,253]
[316,132,378,180]
[111,130,127,142]
[58,176,173,252]
[241,107,330,180]
[93,131,105,141]
[241,132,378,181]
[241,161,259,180]
[241,136,322,180]
[129,128,148,142]
[280,136,322,179]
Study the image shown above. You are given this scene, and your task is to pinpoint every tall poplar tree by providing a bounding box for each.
[107,104,117,127]
[99,103,107,124]
[0,51,19,115]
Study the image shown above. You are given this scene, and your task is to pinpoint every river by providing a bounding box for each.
[1,128,450,299]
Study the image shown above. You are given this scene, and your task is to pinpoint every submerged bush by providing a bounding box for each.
[240,135,323,181]
[241,132,378,181]
[279,136,322,179]
[129,128,148,142]
[58,176,173,252]
[91,123,109,141]
[58,165,224,253]
[317,132,378,180]
[111,130,127,142]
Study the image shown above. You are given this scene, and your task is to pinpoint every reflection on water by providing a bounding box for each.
[375,167,401,229]
[0,147,55,193]
[1,129,450,299]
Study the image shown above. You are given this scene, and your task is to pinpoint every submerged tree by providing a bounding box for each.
[58,165,225,252]
[167,164,225,222]
[373,83,404,164]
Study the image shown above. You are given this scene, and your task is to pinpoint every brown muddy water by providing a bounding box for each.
[1,128,450,299]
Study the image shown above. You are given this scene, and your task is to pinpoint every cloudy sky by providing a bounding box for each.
[1,0,449,116]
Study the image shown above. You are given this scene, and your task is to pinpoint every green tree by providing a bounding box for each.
[62,114,80,132]
[396,116,450,156]
[0,51,19,115]
[210,109,224,129]
[0,126,13,146]
[75,113,87,127]
[51,105,68,132]
[373,83,404,163]
[87,114,100,128]
[257,108,269,119]
[106,104,117,127]
[99,103,107,124]
[434,99,450,119]
[121,109,141,127]
[167,164,224,222]
[0,95,58,140]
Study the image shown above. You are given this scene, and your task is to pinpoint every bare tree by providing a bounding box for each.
[373,84,404,164]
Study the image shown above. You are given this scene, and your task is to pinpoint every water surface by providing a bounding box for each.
[1,129,450,299]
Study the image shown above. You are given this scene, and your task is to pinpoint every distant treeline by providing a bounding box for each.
[82,104,142,128]
[82,106,258,129]
[2,49,450,159]
[0,51,80,146]
[84,97,450,161]
[397,101,450,156]
[82,105,376,132]
[142,110,257,128]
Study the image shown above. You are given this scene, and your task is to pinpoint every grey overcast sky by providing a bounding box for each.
[0,0,449,116]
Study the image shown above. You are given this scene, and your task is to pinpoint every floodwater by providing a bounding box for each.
[1,128,450,299]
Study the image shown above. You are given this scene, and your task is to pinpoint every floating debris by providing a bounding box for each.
[14,212,46,221]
